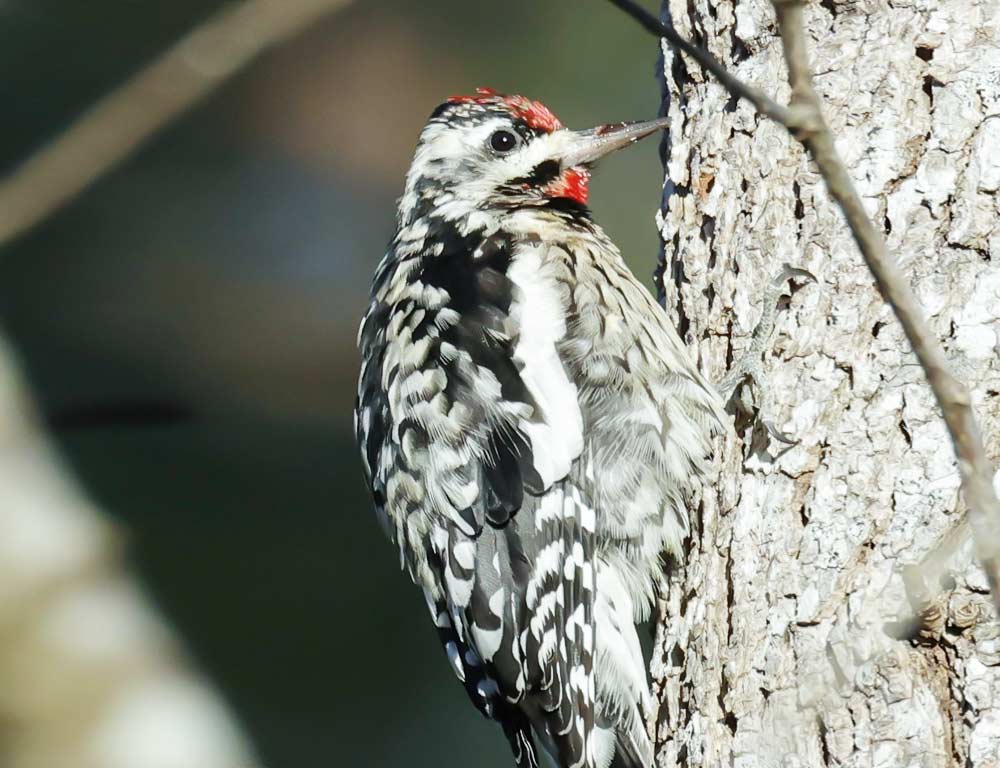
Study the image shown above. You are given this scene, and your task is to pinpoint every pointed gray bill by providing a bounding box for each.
[560,116,672,168]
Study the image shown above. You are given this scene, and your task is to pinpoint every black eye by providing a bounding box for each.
[489,129,520,154]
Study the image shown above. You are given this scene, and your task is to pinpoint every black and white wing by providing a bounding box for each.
[355,221,598,766]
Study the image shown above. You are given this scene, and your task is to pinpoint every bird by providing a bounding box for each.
[355,88,725,768]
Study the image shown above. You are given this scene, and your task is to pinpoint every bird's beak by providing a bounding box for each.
[560,116,671,168]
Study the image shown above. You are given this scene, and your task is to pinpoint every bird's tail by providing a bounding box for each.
[594,560,655,768]
[609,710,654,768]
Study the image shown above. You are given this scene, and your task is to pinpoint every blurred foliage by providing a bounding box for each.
[0,1,663,766]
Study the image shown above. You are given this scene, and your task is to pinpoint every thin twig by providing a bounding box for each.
[607,0,793,124]
[0,0,354,247]
[606,0,1000,607]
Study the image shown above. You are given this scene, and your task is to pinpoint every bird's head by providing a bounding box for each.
[398,88,669,229]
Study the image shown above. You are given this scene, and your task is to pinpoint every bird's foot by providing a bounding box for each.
[716,263,816,448]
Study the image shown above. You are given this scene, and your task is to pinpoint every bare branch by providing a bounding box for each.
[0,333,257,768]
[605,0,1000,609]
[607,0,792,124]
[0,0,354,247]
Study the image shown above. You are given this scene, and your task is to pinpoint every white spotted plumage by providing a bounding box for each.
[355,90,725,768]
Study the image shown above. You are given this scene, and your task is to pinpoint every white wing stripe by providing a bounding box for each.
[507,246,584,488]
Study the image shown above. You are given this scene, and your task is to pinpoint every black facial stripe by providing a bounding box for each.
[508,160,562,189]
[542,196,592,219]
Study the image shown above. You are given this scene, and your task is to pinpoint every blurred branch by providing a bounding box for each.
[45,400,195,432]
[0,334,257,768]
[0,0,354,246]
[0,4,356,756]
[607,0,1000,610]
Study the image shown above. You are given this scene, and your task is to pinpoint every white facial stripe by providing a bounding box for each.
[400,117,576,225]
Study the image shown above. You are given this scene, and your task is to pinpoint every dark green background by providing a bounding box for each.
[0,2,664,765]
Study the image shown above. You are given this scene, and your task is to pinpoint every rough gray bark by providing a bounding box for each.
[652,1,1000,766]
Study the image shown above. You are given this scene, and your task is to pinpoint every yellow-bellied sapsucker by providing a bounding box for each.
[355,89,725,768]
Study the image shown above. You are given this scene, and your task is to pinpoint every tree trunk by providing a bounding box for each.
[652,1,1000,766]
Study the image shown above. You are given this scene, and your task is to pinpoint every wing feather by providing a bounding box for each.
[358,226,594,765]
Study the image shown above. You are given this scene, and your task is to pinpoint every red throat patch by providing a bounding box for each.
[544,167,591,206]
[448,87,564,133]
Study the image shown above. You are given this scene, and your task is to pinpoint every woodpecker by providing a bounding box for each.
[356,88,725,768]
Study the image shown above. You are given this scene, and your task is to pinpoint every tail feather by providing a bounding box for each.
[594,560,655,768]
[610,707,654,768]
[609,749,648,768]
